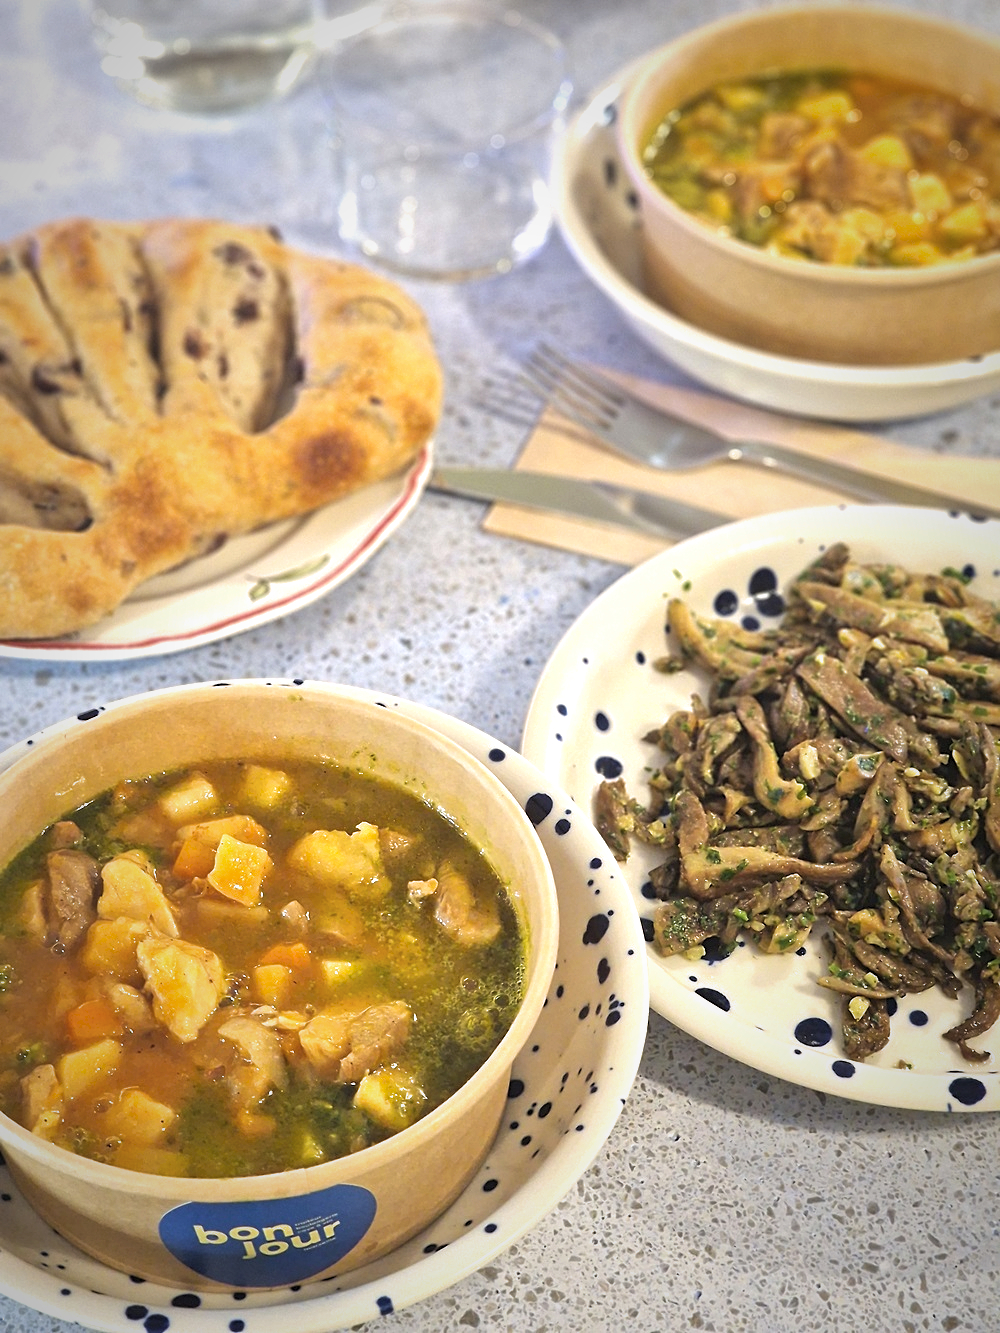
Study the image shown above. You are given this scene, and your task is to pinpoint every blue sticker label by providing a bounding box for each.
[159,1183,377,1287]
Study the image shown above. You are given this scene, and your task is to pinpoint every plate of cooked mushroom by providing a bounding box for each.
[523,504,1000,1109]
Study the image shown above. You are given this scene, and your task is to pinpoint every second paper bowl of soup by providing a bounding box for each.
[616,5,1000,365]
[0,680,559,1291]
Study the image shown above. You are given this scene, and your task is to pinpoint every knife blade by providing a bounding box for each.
[429,467,725,539]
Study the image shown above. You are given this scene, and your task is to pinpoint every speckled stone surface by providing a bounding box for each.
[1,1,999,1330]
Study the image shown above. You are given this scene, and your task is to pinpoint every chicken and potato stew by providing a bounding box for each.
[0,760,525,1177]
[642,69,1000,266]
[596,544,1000,1063]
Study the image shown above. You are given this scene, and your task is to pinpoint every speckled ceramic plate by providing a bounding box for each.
[554,71,1000,422]
[523,505,1000,1111]
[0,449,432,663]
[0,684,648,1332]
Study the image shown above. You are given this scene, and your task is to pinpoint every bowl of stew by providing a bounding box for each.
[616,5,1000,366]
[0,680,559,1291]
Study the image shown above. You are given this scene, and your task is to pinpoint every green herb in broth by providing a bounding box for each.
[0,759,525,1178]
[642,68,1000,265]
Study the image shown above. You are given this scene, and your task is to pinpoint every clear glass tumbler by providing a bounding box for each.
[322,3,573,280]
[83,0,324,114]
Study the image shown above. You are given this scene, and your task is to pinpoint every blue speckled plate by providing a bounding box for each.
[523,505,1000,1111]
[0,684,648,1332]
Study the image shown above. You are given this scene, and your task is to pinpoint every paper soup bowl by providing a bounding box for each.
[617,5,1000,365]
[0,680,559,1291]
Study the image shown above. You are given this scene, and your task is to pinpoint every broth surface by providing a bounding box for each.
[0,759,525,1177]
[642,68,1000,265]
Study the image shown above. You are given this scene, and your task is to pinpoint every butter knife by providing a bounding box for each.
[429,467,725,538]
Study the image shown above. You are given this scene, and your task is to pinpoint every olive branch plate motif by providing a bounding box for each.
[247,555,331,603]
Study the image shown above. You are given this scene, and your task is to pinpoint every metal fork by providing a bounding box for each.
[506,344,997,515]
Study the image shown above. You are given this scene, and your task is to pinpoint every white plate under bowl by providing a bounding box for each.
[0,448,433,663]
[523,505,1000,1111]
[554,70,1000,423]
[0,683,648,1332]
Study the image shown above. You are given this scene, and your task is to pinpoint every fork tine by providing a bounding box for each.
[478,372,544,428]
[534,344,629,410]
[519,357,608,431]
[526,346,596,406]
[480,345,629,437]
[523,373,609,432]
[524,344,626,430]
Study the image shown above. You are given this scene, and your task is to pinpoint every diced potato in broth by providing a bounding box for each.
[0,759,525,1178]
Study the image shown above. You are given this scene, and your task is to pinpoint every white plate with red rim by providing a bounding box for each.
[0,681,648,1333]
[0,448,433,663]
[554,69,1000,423]
[522,504,1000,1110]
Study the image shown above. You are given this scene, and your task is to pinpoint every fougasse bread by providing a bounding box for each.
[0,217,443,639]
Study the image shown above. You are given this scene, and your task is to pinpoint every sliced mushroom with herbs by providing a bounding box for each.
[599,544,1000,1063]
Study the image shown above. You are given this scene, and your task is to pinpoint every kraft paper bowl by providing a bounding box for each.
[0,680,559,1292]
[616,5,1000,366]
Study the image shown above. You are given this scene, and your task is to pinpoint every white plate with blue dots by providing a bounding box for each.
[523,505,1000,1111]
[0,685,648,1332]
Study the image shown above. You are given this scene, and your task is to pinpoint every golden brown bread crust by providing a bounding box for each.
[0,218,443,639]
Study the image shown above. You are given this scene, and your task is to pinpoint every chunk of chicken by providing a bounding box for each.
[433,862,501,946]
[137,933,224,1042]
[19,878,48,940]
[803,139,910,212]
[105,981,157,1033]
[21,1063,63,1139]
[379,827,423,867]
[758,110,810,158]
[298,1000,412,1083]
[288,821,390,899]
[219,1015,288,1107]
[98,853,178,937]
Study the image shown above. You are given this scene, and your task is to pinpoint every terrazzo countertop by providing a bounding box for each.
[2,1,999,1330]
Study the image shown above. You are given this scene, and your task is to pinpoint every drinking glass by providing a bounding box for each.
[83,0,324,114]
[322,3,573,280]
